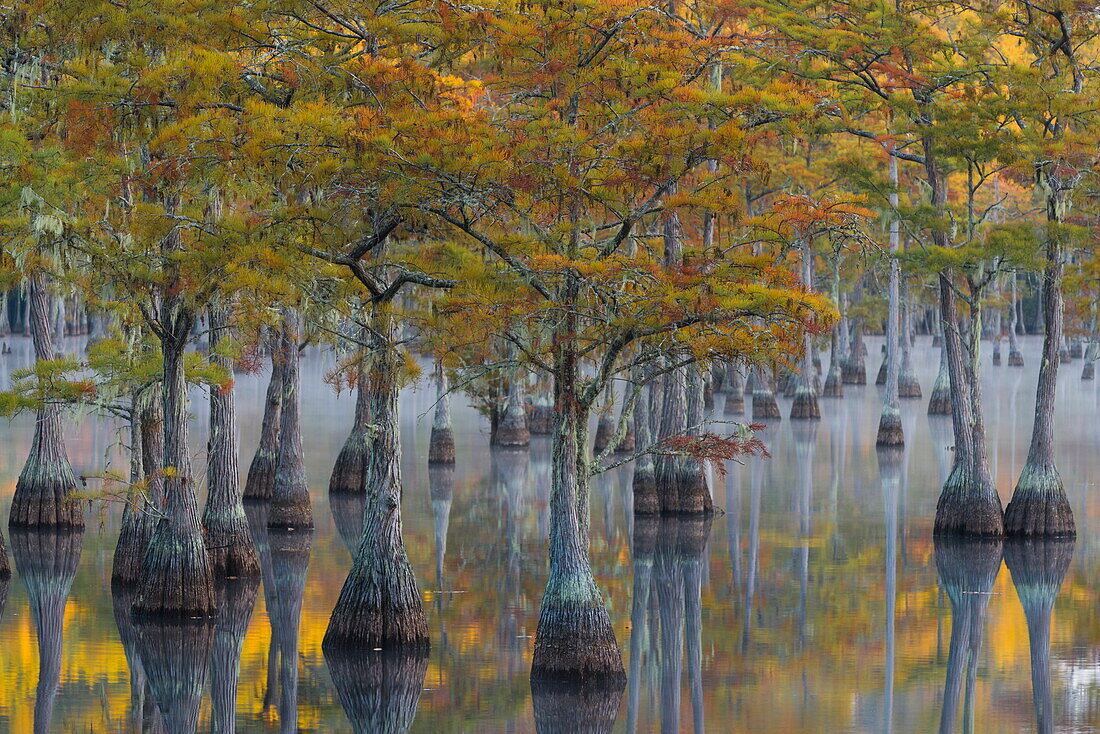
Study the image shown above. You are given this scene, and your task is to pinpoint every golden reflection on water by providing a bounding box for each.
[0,335,1094,732]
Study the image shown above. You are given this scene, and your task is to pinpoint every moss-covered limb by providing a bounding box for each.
[210,576,260,734]
[203,303,260,578]
[243,343,284,500]
[10,528,84,734]
[324,648,429,734]
[325,316,428,650]
[268,309,312,530]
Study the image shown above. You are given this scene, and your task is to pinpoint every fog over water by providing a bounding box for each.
[0,333,1097,732]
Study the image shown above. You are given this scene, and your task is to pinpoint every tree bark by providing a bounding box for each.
[428,365,456,464]
[791,237,820,420]
[324,309,428,649]
[268,308,313,529]
[210,576,260,734]
[113,391,165,585]
[877,151,903,446]
[202,303,261,577]
[243,340,284,500]
[632,372,659,515]
[10,274,83,528]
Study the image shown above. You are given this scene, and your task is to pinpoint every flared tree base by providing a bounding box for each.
[531,597,625,684]
[267,497,313,530]
[132,522,217,618]
[751,392,782,421]
[428,428,456,465]
[529,406,554,435]
[842,362,866,385]
[723,396,745,416]
[323,558,430,651]
[632,469,659,515]
[876,408,903,447]
[242,452,276,500]
[875,359,887,386]
[822,372,843,398]
[9,477,84,529]
[1004,465,1076,537]
[204,521,261,579]
[934,467,1004,536]
[496,425,531,449]
[655,466,712,516]
[1059,349,1071,364]
[112,517,153,586]
[899,374,922,399]
[703,382,714,410]
[1008,350,1024,367]
[329,444,367,493]
[927,388,952,416]
[1070,341,1084,359]
[789,389,820,420]
[992,349,1002,366]
[1083,362,1095,381]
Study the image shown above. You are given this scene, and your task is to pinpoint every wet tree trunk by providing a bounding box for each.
[324,311,428,650]
[10,274,83,528]
[330,350,372,492]
[842,323,867,384]
[751,367,781,420]
[632,372,659,515]
[496,372,531,448]
[934,272,1003,536]
[243,341,284,501]
[791,237,820,420]
[202,303,261,577]
[1004,224,1075,537]
[928,342,952,416]
[877,154,903,446]
[680,368,712,514]
[428,365,455,465]
[133,290,217,617]
[592,383,617,456]
[898,302,922,399]
[268,308,312,529]
[655,360,687,512]
[113,392,166,585]
[530,339,624,682]
[723,362,746,414]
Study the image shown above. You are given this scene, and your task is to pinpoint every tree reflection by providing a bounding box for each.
[133,618,215,734]
[325,648,429,733]
[112,583,165,733]
[269,528,312,733]
[934,537,1003,733]
[211,577,261,733]
[1005,538,1074,734]
[11,527,83,734]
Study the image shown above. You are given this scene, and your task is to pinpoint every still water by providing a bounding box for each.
[0,335,1095,732]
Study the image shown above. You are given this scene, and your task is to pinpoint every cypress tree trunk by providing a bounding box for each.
[243,341,284,500]
[429,464,453,589]
[496,374,531,448]
[202,304,260,577]
[530,383,554,435]
[898,303,922,399]
[134,286,216,616]
[592,383,617,455]
[10,274,83,528]
[877,164,903,446]
[928,343,952,416]
[11,527,84,734]
[751,368,781,420]
[632,374,659,515]
[531,343,624,682]
[1005,539,1073,734]
[791,236,821,420]
[723,362,746,414]
[1004,231,1074,537]
[655,361,687,512]
[324,311,428,650]
[331,352,372,492]
[934,537,1002,733]
[679,368,712,514]
[113,393,166,585]
[427,365,455,465]
[210,577,260,734]
[324,648,429,733]
[822,328,844,398]
[842,324,867,384]
[934,273,1003,536]
[268,308,312,529]
[1008,276,1024,366]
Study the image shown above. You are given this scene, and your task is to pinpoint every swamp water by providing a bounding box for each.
[0,335,1095,732]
